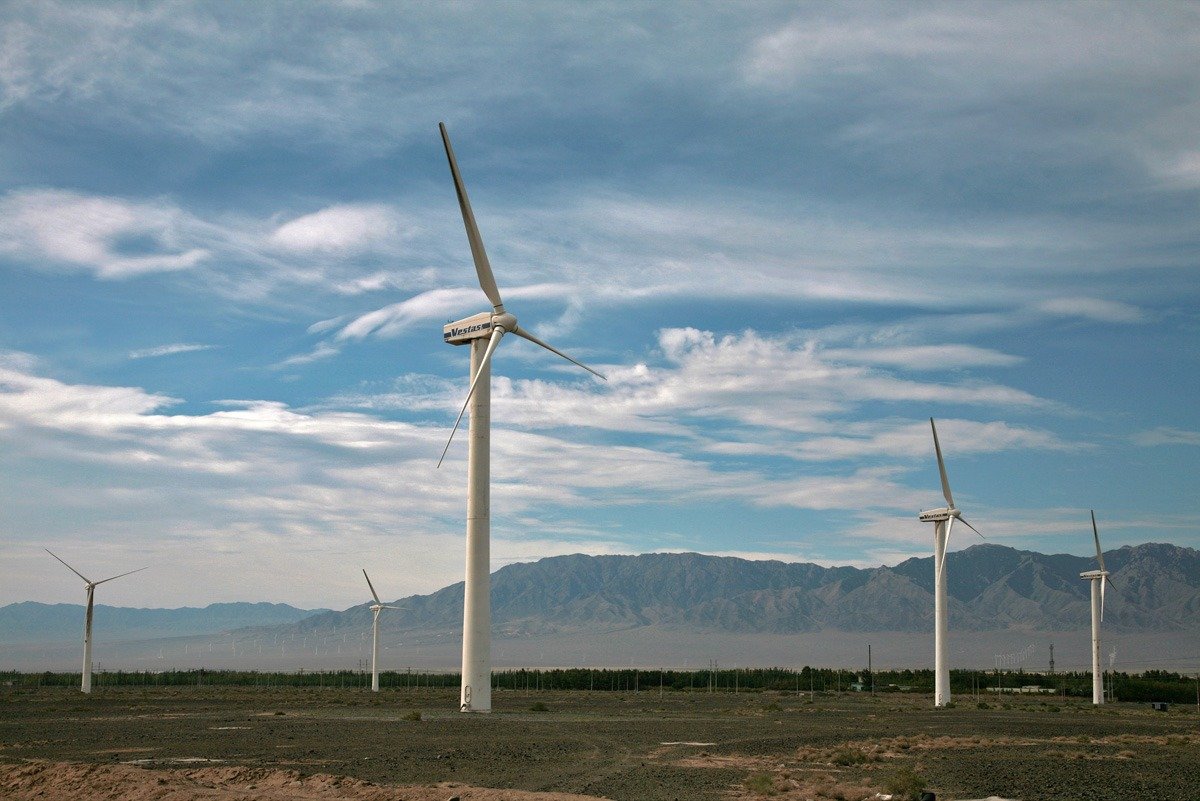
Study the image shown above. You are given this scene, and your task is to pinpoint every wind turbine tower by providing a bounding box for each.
[918,419,983,708]
[362,569,400,692]
[45,549,147,694]
[1081,510,1114,705]
[436,122,605,712]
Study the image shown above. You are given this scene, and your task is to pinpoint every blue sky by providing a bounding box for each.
[1,1,1198,608]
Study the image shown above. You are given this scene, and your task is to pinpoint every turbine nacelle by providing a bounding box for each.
[918,507,956,523]
[442,311,520,346]
[1079,569,1109,579]
[444,312,494,345]
[369,603,400,613]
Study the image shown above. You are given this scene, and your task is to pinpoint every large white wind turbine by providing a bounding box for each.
[1080,510,1115,705]
[362,569,400,693]
[45,549,147,694]
[436,122,605,713]
[917,418,983,708]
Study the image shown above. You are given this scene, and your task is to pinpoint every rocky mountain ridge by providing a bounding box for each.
[288,542,1200,638]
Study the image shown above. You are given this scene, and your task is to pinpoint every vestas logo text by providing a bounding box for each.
[444,321,492,340]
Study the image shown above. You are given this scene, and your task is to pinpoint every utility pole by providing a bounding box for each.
[868,644,874,695]
[1049,643,1055,675]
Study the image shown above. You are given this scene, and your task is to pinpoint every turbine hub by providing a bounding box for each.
[491,311,517,332]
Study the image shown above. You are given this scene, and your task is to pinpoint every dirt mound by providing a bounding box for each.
[0,760,607,801]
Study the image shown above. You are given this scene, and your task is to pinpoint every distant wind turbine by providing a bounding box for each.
[1081,510,1116,705]
[436,122,606,713]
[918,419,983,708]
[362,569,400,693]
[45,549,147,694]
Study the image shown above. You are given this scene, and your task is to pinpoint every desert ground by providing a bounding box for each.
[2,686,1197,801]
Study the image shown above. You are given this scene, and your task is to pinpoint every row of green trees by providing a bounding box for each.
[3,667,1197,702]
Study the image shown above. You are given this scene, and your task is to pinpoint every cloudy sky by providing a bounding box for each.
[2,1,1198,609]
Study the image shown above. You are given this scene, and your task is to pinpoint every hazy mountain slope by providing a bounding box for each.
[0,602,328,644]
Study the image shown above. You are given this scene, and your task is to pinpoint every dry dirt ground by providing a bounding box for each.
[2,686,1198,801]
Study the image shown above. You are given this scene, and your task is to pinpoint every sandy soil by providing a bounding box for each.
[0,760,608,801]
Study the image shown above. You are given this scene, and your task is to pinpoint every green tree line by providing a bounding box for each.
[3,666,1197,702]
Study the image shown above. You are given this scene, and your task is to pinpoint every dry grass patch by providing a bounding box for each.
[798,733,1046,764]
[671,753,777,771]
[730,769,880,801]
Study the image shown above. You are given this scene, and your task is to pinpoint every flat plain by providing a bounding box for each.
[2,686,1198,800]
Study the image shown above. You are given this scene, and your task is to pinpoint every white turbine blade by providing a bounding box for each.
[363,569,382,605]
[45,549,91,585]
[439,122,504,312]
[930,418,954,509]
[437,326,505,468]
[1103,574,1116,623]
[93,566,149,586]
[383,605,402,610]
[959,516,985,540]
[939,516,955,582]
[1091,509,1107,573]
[511,325,606,380]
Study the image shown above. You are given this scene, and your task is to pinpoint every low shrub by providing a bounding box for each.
[831,747,869,766]
[882,767,925,801]
[745,772,777,796]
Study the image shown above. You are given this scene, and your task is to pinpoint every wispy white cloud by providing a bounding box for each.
[1146,149,1200,188]
[268,204,401,255]
[128,343,214,360]
[0,189,209,278]
[338,327,1061,454]
[823,344,1023,370]
[704,418,1076,463]
[272,342,341,369]
[742,9,987,86]
[1133,427,1200,447]
[337,288,482,341]
[0,188,444,305]
[1035,297,1146,324]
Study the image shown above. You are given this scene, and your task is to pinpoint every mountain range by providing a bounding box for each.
[3,544,1197,671]
[286,542,1200,639]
